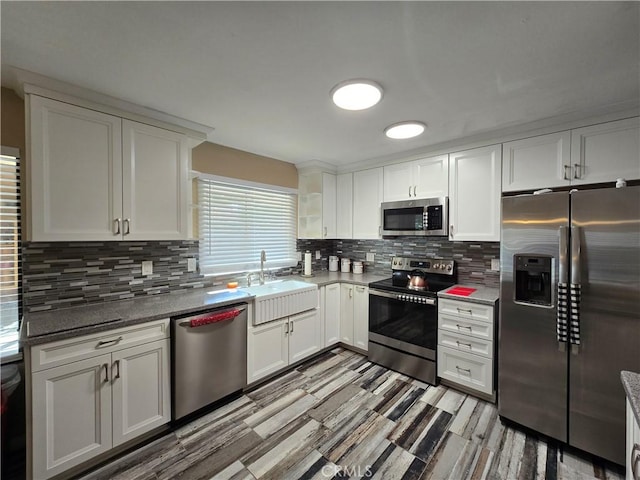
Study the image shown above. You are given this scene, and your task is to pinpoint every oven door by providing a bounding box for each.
[368,289,437,360]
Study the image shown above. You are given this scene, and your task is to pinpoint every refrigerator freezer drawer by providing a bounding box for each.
[438,298,494,323]
[438,313,494,341]
[437,345,493,395]
[438,330,492,358]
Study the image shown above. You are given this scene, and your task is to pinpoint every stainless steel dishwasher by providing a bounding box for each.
[172,302,248,420]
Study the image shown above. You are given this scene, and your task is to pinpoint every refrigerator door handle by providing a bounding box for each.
[557,226,569,347]
[570,226,582,353]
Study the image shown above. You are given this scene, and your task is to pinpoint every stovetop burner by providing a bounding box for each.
[369,256,457,297]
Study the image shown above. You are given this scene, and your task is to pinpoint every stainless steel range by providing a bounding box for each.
[368,256,456,384]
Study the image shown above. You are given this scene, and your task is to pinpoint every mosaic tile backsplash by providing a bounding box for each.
[22,238,499,313]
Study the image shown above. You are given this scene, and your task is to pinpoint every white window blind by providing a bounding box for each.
[198,177,297,275]
[0,150,21,343]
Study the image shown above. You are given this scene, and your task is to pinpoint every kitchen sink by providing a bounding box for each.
[240,280,318,325]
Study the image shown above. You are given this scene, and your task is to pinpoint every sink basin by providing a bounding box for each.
[242,280,314,297]
[240,280,318,325]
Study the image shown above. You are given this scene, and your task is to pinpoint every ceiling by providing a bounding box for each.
[2,2,639,168]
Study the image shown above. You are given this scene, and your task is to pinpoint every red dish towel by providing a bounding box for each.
[447,287,477,296]
[190,309,241,327]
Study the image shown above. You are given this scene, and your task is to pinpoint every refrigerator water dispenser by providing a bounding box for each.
[514,254,552,306]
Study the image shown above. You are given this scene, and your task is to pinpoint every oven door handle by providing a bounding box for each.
[369,288,436,305]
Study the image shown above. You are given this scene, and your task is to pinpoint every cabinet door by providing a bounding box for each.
[32,354,112,479]
[340,284,354,346]
[111,339,170,446]
[353,285,369,351]
[502,132,571,192]
[324,283,341,346]
[29,95,123,241]
[413,155,449,199]
[383,162,413,201]
[449,145,502,241]
[336,173,353,239]
[322,173,337,239]
[571,117,640,186]
[288,309,322,364]
[247,319,289,384]
[122,120,190,240]
[353,168,384,239]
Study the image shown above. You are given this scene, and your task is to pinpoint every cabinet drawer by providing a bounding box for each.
[31,319,170,372]
[438,313,493,341]
[437,346,493,395]
[438,298,493,323]
[438,330,492,358]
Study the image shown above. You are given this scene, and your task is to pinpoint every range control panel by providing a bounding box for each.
[391,256,455,275]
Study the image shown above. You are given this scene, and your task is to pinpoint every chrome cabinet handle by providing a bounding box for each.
[413,186,417,197]
[113,360,121,380]
[124,218,131,235]
[324,226,327,237]
[349,288,353,299]
[102,363,109,383]
[284,322,289,335]
[632,443,640,480]
[455,324,472,330]
[409,186,412,197]
[456,366,471,374]
[563,165,572,180]
[114,218,122,235]
[290,321,294,334]
[378,225,382,236]
[456,341,472,349]
[456,307,472,315]
[573,163,582,179]
[356,286,365,292]
[97,336,123,348]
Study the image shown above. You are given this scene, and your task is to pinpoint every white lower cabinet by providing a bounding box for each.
[323,283,341,346]
[627,399,640,480]
[29,320,170,480]
[437,297,496,399]
[340,284,369,351]
[247,309,321,384]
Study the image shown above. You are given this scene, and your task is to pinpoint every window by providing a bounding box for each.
[1,147,21,358]
[198,175,297,275]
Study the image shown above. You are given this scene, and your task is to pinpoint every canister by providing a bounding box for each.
[341,258,351,273]
[353,261,363,274]
[329,256,339,272]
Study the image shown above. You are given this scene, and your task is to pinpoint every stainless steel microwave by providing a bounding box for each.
[381,197,448,237]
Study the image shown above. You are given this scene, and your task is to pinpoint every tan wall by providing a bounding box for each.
[192,141,298,189]
[1,87,26,155]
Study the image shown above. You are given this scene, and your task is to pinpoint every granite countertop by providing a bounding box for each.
[621,371,640,426]
[438,284,500,306]
[21,271,387,346]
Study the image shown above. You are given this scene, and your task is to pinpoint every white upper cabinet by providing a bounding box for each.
[449,145,502,242]
[28,95,192,241]
[336,173,353,239]
[29,95,123,241]
[383,155,449,201]
[352,167,384,239]
[298,171,337,239]
[502,118,639,192]
[502,132,571,192]
[570,117,640,186]
[122,120,190,240]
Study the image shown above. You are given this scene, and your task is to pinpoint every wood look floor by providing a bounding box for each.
[80,348,624,480]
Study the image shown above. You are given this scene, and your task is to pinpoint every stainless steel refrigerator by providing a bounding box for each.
[499,186,640,465]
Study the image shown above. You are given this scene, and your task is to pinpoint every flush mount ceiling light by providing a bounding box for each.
[331,79,383,111]
[384,121,427,139]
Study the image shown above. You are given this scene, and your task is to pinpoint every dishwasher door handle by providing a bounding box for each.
[186,307,246,328]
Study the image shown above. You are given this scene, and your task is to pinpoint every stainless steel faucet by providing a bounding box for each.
[259,250,266,285]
